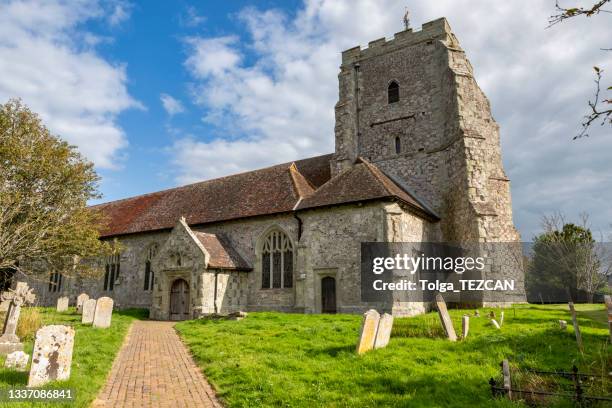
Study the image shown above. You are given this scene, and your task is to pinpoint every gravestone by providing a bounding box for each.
[76,293,89,314]
[93,297,114,328]
[559,320,568,329]
[462,315,470,339]
[568,302,583,351]
[474,310,480,317]
[5,350,29,371]
[0,282,36,355]
[373,313,393,349]
[28,325,75,387]
[356,309,380,354]
[81,299,96,324]
[435,294,457,341]
[56,296,69,312]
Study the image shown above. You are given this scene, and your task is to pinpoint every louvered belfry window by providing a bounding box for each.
[261,230,293,289]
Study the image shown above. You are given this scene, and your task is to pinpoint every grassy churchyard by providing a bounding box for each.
[176,304,611,408]
[0,307,147,408]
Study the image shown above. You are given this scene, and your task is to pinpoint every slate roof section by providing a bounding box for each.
[295,158,439,221]
[93,154,332,237]
[93,154,438,238]
[193,232,252,271]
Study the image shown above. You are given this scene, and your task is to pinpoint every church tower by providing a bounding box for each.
[332,17,520,245]
[332,18,525,303]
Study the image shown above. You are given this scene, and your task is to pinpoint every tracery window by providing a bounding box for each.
[104,253,120,291]
[261,230,293,289]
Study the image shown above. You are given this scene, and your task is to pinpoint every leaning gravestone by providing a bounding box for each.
[462,315,470,339]
[5,350,29,371]
[356,309,380,354]
[0,282,36,355]
[81,299,97,324]
[93,297,114,328]
[435,294,457,341]
[373,313,394,349]
[76,293,89,314]
[56,296,69,312]
[28,325,75,387]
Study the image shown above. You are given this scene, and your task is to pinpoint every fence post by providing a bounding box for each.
[571,365,583,403]
[568,302,583,351]
[502,359,512,399]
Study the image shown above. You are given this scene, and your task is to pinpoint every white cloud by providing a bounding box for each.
[160,93,185,115]
[0,0,139,169]
[108,1,132,27]
[180,6,206,28]
[174,0,612,238]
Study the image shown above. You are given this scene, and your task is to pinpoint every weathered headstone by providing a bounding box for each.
[81,299,96,324]
[502,359,512,399]
[491,319,501,329]
[5,350,29,371]
[489,311,496,319]
[93,297,114,328]
[559,320,568,330]
[356,309,380,354]
[76,293,89,314]
[474,310,480,317]
[28,325,75,387]
[435,294,457,341]
[56,296,69,312]
[462,315,470,339]
[373,313,394,349]
[0,282,36,355]
[568,302,583,351]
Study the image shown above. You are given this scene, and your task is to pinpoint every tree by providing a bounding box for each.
[0,99,112,283]
[526,213,611,302]
[549,1,611,138]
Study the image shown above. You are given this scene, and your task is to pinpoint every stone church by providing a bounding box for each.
[28,18,524,319]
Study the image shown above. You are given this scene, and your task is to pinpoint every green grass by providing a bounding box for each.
[176,305,611,408]
[0,307,147,408]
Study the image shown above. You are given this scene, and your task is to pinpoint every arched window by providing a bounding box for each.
[261,230,293,289]
[395,136,401,154]
[144,244,157,291]
[388,81,400,104]
[48,271,62,292]
[104,253,120,291]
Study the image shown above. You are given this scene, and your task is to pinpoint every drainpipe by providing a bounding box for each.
[213,271,218,315]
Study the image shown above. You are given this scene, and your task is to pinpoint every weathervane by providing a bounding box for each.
[403,8,410,30]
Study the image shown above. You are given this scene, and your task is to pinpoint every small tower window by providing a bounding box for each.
[395,136,401,154]
[388,81,399,104]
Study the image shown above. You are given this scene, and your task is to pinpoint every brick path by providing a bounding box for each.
[92,321,222,408]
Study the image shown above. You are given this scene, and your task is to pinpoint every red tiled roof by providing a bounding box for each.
[93,154,437,238]
[295,158,438,220]
[93,154,333,237]
[193,232,251,271]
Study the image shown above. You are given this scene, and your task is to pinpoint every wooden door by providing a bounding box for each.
[321,277,336,313]
[170,279,190,321]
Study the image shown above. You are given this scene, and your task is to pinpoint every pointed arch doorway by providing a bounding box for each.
[170,278,190,321]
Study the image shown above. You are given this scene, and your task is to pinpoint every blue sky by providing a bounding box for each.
[0,0,611,240]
